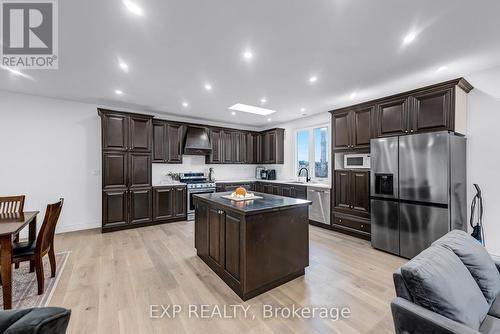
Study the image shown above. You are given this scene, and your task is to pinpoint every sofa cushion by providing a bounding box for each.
[479,315,500,334]
[401,245,490,330]
[433,230,500,305]
[489,293,500,318]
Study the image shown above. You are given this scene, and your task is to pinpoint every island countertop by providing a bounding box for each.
[193,191,311,215]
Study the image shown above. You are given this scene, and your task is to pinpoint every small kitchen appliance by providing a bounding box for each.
[266,169,276,180]
[344,153,371,169]
[260,169,268,179]
[255,166,265,179]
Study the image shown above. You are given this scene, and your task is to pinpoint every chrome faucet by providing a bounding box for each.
[298,167,311,182]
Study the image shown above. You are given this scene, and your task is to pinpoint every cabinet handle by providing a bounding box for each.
[339,219,342,223]
[361,224,364,228]
[410,129,414,133]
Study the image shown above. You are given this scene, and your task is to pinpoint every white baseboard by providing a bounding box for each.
[56,221,100,234]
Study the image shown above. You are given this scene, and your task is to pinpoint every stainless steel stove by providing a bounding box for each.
[180,172,216,220]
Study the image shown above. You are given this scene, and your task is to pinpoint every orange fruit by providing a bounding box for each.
[235,187,247,197]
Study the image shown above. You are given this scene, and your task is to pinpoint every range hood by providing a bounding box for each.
[183,126,212,155]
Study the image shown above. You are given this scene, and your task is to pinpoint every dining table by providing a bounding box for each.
[0,211,39,309]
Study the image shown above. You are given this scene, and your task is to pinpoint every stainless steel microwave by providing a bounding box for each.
[344,153,371,169]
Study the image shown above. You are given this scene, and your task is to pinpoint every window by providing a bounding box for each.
[295,125,330,180]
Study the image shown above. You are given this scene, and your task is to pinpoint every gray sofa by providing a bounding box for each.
[0,307,70,333]
[392,230,500,334]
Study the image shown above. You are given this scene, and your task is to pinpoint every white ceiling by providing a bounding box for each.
[1,0,500,126]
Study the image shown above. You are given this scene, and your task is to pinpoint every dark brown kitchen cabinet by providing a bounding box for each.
[167,123,183,163]
[129,188,153,224]
[262,129,284,164]
[223,131,234,163]
[208,207,224,266]
[246,133,256,164]
[376,97,409,137]
[153,186,187,221]
[332,107,373,150]
[129,116,152,151]
[207,129,223,163]
[152,120,183,163]
[224,214,241,280]
[101,112,128,151]
[99,109,153,232]
[410,87,452,133]
[334,170,370,219]
[102,190,128,228]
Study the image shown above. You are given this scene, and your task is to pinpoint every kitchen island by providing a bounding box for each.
[193,192,312,300]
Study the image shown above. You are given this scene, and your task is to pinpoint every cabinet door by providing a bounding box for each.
[129,188,152,224]
[255,134,263,164]
[103,152,128,190]
[332,111,351,150]
[246,133,255,163]
[224,213,240,280]
[350,171,370,218]
[152,122,166,162]
[376,97,409,137]
[294,186,307,200]
[102,190,128,227]
[334,170,351,210]
[167,124,183,163]
[173,187,187,218]
[223,131,234,163]
[272,185,281,195]
[281,185,295,198]
[194,201,209,256]
[208,129,223,163]
[129,116,152,151]
[129,153,151,188]
[264,130,277,163]
[352,107,373,148]
[231,132,241,163]
[153,187,174,220]
[208,207,224,266]
[102,113,128,151]
[262,184,273,194]
[238,132,247,163]
[410,88,452,133]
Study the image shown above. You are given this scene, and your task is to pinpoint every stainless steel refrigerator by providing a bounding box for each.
[370,131,467,258]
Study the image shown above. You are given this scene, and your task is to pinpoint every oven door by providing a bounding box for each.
[188,188,216,214]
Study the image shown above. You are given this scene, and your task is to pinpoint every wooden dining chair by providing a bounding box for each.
[0,195,25,218]
[11,198,64,295]
[0,196,26,269]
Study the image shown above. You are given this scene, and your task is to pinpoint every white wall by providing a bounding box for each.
[467,87,500,257]
[0,92,102,233]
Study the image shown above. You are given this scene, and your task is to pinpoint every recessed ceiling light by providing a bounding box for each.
[115,90,123,95]
[350,92,357,99]
[182,102,189,107]
[300,107,306,112]
[123,0,143,15]
[119,62,129,72]
[403,32,417,45]
[437,65,448,72]
[242,50,253,60]
[231,111,236,116]
[260,97,267,104]
[229,103,276,116]
[267,118,272,122]
[204,84,212,91]
[309,76,318,83]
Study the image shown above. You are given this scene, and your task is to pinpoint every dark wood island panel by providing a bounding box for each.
[193,192,311,301]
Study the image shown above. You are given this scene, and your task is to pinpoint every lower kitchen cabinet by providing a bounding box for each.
[153,186,187,222]
[102,187,153,230]
[333,214,371,238]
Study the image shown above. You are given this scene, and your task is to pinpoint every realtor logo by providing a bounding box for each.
[1,0,58,69]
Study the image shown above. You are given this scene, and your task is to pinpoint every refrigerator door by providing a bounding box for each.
[399,202,450,259]
[399,132,449,205]
[370,137,399,199]
[371,199,400,255]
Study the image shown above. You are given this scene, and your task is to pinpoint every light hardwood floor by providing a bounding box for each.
[50,222,405,334]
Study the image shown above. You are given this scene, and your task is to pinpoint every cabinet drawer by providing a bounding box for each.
[334,217,370,233]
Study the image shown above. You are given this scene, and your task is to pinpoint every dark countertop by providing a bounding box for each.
[193,192,311,215]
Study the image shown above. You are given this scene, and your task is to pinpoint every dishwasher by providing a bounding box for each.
[307,187,330,225]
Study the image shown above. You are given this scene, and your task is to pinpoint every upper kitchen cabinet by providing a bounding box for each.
[152,120,183,163]
[330,78,473,145]
[206,128,223,163]
[262,128,284,164]
[376,97,409,137]
[332,107,373,151]
[99,109,153,152]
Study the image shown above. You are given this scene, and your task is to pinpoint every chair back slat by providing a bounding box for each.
[36,198,64,254]
[0,196,25,215]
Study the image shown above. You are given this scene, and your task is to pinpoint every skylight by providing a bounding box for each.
[228,103,276,116]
